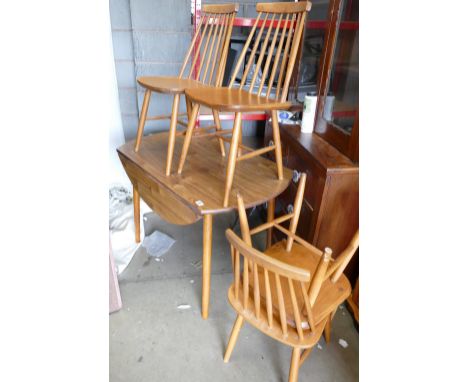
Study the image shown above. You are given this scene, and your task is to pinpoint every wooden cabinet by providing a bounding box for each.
[264,122,359,282]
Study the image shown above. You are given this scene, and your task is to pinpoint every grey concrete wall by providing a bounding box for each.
[110,0,138,141]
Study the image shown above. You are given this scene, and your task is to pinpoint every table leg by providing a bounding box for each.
[202,214,213,319]
[133,185,141,243]
[266,198,275,248]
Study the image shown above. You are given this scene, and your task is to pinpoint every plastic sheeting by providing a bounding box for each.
[142,230,175,258]
[109,185,144,274]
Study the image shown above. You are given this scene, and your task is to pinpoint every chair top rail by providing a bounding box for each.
[257,1,312,14]
[203,3,239,14]
[226,229,311,282]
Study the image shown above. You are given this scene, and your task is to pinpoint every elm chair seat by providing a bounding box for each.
[137,76,210,95]
[185,87,292,112]
[256,240,351,330]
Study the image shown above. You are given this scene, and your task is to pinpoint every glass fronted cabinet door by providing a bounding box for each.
[314,0,359,162]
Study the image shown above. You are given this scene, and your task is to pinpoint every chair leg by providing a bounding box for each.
[223,314,244,363]
[238,131,243,157]
[271,110,284,180]
[134,89,152,152]
[133,185,141,243]
[185,95,192,118]
[177,103,201,174]
[201,214,213,320]
[166,94,180,176]
[266,198,275,248]
[288,347,301,382]
[212,109,226,157]
[223,112,242,207]
[324,311,333,343]
[299,347,313,367]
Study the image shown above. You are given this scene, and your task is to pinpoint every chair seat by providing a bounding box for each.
[137,76,209,94]
[228,284,327,348]
[249,240,351,330]
[185,87,292,112]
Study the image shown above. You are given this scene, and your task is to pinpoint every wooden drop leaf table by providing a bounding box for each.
[118,132,292,319]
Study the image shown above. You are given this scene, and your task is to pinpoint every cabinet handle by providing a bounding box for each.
[292,170,301,183]
[287,204,294,214]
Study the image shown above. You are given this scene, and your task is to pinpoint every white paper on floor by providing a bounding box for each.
[177,304,191,310]
[338,339,349,348]
[109,185,144,274]
[142,230,175,257]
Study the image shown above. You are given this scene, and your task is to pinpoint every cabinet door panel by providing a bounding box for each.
[314,172,359,256]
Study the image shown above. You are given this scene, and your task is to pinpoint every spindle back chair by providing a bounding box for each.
[177,1,312,207]
[224,229,332,382]
[223,178,358,381]
[247,173,359,343]
[134,4,238,175]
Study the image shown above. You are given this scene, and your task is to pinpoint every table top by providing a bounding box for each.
[118,132,292,225]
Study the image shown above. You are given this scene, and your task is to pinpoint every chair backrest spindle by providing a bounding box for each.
[234,247,240,299]
[236,194,252,246]
[228,1,312,102]
[300,281,315,332]
[248,13,276,93]
[200,15,221,83]
[307,247,332,307]
[275,272,288,336]
[265,13,289,98]
[257,13,283,95]
[228,13,262,88]
[325,231,359,282]
[196,18,216,81]
[275,13,296,100]
[239,12,269,88]
[280,11,307,101]
[180,4,238,86]
[286,173,307,251]
[264,268,273,327]
[253,263,261,319]
[288,277,304,340]
[179,14,206,78]
[208,14,227,84]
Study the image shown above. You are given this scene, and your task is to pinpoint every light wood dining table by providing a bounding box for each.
[118,132,292,319]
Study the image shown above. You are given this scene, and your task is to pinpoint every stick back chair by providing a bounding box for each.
[223,175,359,381]
[134,4,238,176]
[248,173,359,342]
[177,1,312,207]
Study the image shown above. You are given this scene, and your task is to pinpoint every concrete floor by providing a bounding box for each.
[110,210,359,381]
